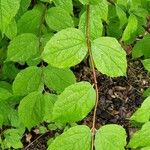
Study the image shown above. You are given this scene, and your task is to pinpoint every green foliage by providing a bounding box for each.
[48,125,91,150]
[0,0,20,34]
[142,59,150,72]
[17,8,44,35]
[18,92,45,129]
[128,122,150,149]
[95,124,127,150]
[7,33,39,62]
[0,0,149,149]
[132,34,150,59]
[92,37,127,77]
[2,129,23,149]
[122,15,138,43]
[42,28,87,68]
[131,96,150,123]
[79,7,103,40]
[53,0,73,14]
[45,7,74,31]
[43,66,76,93]
[52,82,96,123]
[79,0,101,5]
[13,66,43,96]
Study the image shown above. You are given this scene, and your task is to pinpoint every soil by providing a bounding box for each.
[23,57,150,150]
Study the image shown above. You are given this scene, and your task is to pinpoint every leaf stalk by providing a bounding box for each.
[85,4,99,150]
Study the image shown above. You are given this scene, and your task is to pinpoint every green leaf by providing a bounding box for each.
[79,9,103,40]
[17,0,31,18]
[48,125,91,150]
[107,5,123,38]
[52,81,96,123]
[45,7,74,31]
[91,0,108,22]
[0,62,19,80]
[17,9,43,35]
[5,19,17,40]
[142,59,150,72]
[79,0,101,5]
[44,93,57,122]
[131,96,150,123]
[0,88,12,101]
[91,37,127,77]
[7,33,39,62]
[0,81,12,92]
[3,129,23,149]
[18,92,45,129]
[13,66,42,96]
[44,66,76,93]
[128,122,150,148]
[42,28,87,68]
[0,101,13,125]
[9,110,25,129]
[141,147,150,150]
[122,15,138,43]
[95,124,127,150]
[132,34,150,58]
[0,114,3,127]
[116,5,127,28]
[0,0,20,33]
[53,0,73,14]
[143,87,150,98]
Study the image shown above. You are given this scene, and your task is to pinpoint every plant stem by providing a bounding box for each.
[85,5,99,150]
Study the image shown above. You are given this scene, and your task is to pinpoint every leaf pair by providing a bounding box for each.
[42,28,127,77]
[18,81,95,129]
[12,66,76,95]
[48,124,127,150]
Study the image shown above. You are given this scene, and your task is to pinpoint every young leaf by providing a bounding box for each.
[52,82,96,123]
[142,59,150,72]
[48,125,91,150]
[128,122,150,148]
[130,96,150,123]
[17,9,43,35]
[44,93,57,122]
[42,28,87,68]
[44,66,76,93]
[132,34,150,58]
[45,7,74,31]
[7,33,39,62]
[13,66,42,96]
[18,92,45,129]
[95,124,127,150]
[91,37,127,77]
[122,15,138,43]
[79,9,103,40]
[0,0,20,34]
[3,129,23,149]
[53,0,73,14]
